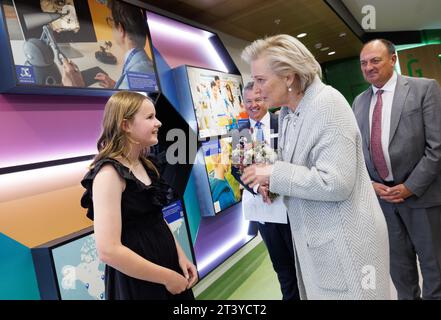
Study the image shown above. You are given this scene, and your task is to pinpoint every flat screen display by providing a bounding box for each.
[51,232,105,300]
[1,0,159,92]
[186,66,247,139]
[201,137,241,214]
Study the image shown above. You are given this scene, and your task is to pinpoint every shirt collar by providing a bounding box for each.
[249,112,270,128]
[372,71,397,95]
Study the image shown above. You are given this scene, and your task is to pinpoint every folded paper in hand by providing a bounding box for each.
[242,190,287,224]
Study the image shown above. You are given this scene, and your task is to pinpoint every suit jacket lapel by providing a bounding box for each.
[270,112,278,150]
[358,89,373,152]
[270,112,278,132]
[358,88,385,181]
[389,75,409,144]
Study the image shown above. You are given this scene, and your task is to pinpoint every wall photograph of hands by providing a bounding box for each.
[0,0,158,92]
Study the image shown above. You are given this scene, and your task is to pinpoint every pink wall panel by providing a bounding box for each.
[0,94,105,168]
[147,12,224,71]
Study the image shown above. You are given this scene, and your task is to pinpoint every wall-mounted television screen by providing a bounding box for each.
[0,0,159,93]
[186,66,247,139]
[51,231,105,300]
[201,137,241,214]
[32,227,106,300]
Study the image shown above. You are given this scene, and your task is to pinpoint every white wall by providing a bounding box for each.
[217,32,252,83]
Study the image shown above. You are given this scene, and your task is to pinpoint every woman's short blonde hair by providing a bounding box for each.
[241,34,322,92]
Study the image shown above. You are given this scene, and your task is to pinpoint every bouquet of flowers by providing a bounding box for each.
[232,136,279,201]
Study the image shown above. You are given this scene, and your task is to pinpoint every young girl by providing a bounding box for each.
[81,91,197,300]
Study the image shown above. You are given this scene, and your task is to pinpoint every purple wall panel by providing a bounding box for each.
[193,204,249,278]
[147,12,219,70]
[0,94,105,167]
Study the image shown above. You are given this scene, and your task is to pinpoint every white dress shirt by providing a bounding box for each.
[369,71,397,182]
[249,112,271,146]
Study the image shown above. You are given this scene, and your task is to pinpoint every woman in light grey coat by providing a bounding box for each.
[241,34,390,300]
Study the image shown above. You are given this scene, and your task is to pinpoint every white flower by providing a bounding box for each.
[232,149,241,158]
[244,149,254,165]
[255,153,265,164]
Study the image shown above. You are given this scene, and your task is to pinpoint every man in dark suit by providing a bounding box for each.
[231,81,299,300]
[352,39,441,299]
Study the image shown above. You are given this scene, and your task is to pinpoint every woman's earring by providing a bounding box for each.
[288,87,292,92]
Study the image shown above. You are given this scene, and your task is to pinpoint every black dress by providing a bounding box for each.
[80,158,194,300]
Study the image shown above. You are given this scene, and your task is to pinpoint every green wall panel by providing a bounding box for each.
[0,233,40,300]
[322,57,369,106]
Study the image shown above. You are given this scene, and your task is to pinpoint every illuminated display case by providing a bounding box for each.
[173,65,245,217]
[172,63,255,278]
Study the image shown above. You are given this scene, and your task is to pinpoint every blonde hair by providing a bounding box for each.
[91,91,159,177]
[241,34,322,92]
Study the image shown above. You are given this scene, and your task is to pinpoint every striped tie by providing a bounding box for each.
[255,121,264,142]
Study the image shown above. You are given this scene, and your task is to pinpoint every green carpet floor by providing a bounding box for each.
[197,241,282,300]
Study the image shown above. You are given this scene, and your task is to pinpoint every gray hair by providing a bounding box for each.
[363,39,396,55]
[241,34,322,92]
[243,81,254,97]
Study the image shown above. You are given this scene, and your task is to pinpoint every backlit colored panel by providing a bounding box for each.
[0,94,104,168]
[0,185,92,248]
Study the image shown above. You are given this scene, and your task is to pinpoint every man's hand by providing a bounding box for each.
[372,182,391,197]
[384,184,413,202]
[372,182,412,203]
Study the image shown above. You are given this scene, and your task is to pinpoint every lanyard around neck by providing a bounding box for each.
[122,48,142,74]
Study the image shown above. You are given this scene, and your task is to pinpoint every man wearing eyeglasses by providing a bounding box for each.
[62,0,155,89]
[231,81,300,300]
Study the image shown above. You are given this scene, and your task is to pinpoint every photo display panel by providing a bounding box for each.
[1,0,159,92]
[186,66,247,139]
[201,137,242,214]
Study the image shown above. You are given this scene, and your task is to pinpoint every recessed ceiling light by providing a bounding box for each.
[297,33,307,38]
[314,43,322,49]
[320,47,330,51]
[328,51,336,55]
[339,32,347,37]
